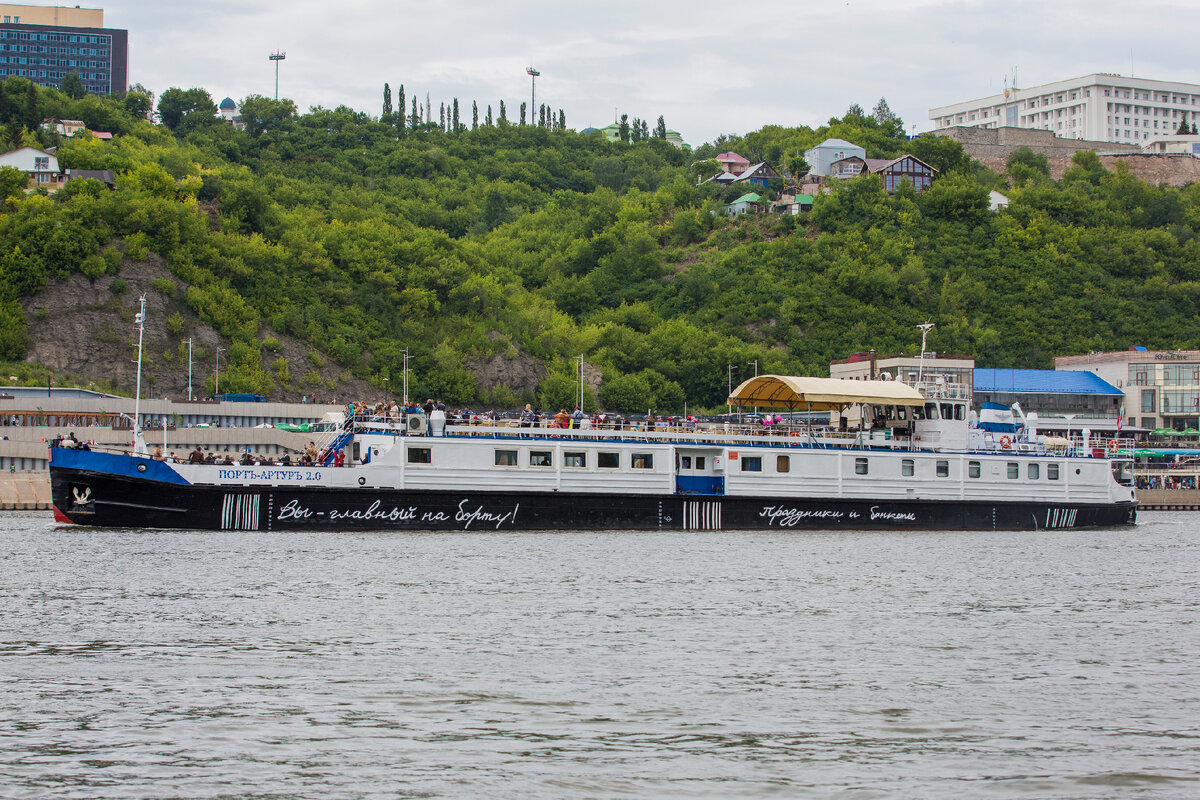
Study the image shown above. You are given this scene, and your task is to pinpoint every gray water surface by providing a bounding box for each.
[1,511,1198,799]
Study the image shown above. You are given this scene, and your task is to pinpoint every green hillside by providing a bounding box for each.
[2,79,1199,412]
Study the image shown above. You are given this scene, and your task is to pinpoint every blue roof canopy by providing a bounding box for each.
[973,368,1123,396]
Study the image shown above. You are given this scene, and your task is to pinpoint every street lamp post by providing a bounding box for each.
[215,346,225,397]
[727,364,739,416]
[401,348,410,407]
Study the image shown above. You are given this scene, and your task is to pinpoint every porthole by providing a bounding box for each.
[136,463,147,473]
[358,476,366,486]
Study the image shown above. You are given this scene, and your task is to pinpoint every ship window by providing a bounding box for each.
[940,403,953,419]
[776,455,790,473]
[936,460,949,477]
[407,447,431,464]
[924,403,939,420]
[598,452,620,469]
[911,406,925,420]
[855,457,868,475]
[896,407,907,421]
[969,461,981,478]
[529,451,553,467]
[1007,462,1019,479]
[680,456,692,469]
[902,459,914,476]
[695,456,706,470]
[632,453,653,469]
[1048,463,1060,480]
[741,456,762,472]
[1028,463,1040,479]
[955,404,966,421]
[564,451,586,468]
[494,449,518,466]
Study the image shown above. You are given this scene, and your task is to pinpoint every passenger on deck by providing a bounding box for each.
[188,446,205,464]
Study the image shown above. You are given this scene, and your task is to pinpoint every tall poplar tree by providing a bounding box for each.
[397,84,405,132]
[439,102,445,131]
[452,98,460,132]
[486,104,493,126]
[499,100,507,125]
[472,100,478,130]
[411,96,419,128]
[382,83,393,121]
[618,113,630,143]
[519,101,526,125]
[654,115,666,139]
[558,109,565,130]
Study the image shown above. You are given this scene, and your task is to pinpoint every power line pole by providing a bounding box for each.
[186,337,193,402]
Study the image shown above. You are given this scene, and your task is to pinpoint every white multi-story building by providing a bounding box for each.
[930,74,1200,145]
[1055,349,1200,432]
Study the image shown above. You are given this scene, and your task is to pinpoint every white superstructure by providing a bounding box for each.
[930,74,1200,144]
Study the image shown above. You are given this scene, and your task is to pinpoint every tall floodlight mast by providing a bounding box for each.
[526,66,540,123]
[270,51,286,100]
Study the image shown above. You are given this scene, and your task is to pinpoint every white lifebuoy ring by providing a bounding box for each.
[1000,435,1012,450]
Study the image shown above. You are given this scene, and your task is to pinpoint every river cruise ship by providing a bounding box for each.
[49,376,1138,532]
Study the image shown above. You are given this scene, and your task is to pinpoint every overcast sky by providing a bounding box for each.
[106,0,1200,146]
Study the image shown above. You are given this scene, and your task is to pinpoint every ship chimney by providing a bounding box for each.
[869,349,877,379]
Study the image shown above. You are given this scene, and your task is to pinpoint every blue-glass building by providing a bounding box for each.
[0,5,127,96]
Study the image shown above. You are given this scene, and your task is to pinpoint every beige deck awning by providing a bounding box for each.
[728,374,926,410]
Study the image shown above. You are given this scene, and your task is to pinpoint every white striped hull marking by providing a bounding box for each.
[221,493,261,531]
[683,500,722,531]
[1045,507,1078,529]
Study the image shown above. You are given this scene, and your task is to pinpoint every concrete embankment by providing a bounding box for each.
[1137,489,1200,511]
[0,473,51,510]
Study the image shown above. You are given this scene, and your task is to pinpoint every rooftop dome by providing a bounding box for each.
[219,97,237,110]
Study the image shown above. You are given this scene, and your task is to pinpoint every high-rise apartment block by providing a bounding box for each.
[930,74,1200,145]
[0,4,126,96]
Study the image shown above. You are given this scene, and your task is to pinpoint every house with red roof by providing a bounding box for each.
[714,151,750,175]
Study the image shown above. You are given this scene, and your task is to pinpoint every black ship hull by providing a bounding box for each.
[51,463,1138,532]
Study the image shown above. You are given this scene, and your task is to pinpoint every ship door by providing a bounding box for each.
[675,449,724,495]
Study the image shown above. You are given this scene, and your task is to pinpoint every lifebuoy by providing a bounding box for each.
[1000,435,1012,450]
[1107,440,1118,453]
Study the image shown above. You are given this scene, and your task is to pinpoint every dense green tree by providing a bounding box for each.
[238,95,296,137]
[59,71,85,100]
[619,113,629,143]
[123,90,152,119]
[157,87,217,132]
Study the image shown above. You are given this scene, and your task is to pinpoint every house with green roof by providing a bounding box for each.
[724,192,762,216]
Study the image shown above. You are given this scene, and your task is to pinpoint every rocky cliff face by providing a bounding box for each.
[19,257,376,403]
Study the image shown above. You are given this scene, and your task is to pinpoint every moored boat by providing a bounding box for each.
[49,375,1137,532]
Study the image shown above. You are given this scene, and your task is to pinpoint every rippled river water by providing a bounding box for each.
[2,510,1199,799]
